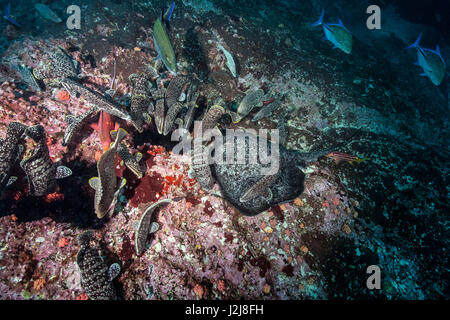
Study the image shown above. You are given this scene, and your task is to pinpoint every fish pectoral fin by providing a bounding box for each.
[120,160,124,166]
[228,111,242,123]
[88,177,101,190]
[112,128,128,147]
[143,112,152,124]
[149,222,159,234]
[119,177,127,189]
[107,262,121,281]
[6,176,17,187]
[132,221,139,231]
[419,73,427,76]
[55,166,72,179]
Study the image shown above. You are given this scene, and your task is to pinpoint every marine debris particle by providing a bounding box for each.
[76,230,117,300]
[135,198,173,256]
[35,4,62,23]
[217,43,237,77]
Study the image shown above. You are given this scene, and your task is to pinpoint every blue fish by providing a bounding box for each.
[3,3,21,28]
[406,33,446,86]
[312,9,352,54]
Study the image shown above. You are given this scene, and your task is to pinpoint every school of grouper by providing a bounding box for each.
[0,2,446,300]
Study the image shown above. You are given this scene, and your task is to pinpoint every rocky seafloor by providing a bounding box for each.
[0,0,448,300]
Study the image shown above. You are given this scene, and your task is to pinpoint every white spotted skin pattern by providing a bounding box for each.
[77,246,117,300]
[20,125,57,196]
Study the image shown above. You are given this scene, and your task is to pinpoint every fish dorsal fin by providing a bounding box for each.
[56,166,72,179]
[88,177,101,190]
[436,45,441,55]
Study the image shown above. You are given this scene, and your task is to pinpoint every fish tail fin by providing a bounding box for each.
[5,3,10,17]
[163,2,175,26]
[311,9,325,27]
[111,128,128,148]
[405,32,422,50]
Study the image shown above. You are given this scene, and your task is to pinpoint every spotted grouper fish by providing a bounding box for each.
[0,122,27,192]
[20,125,72,196]
[76,230,121,300]
[312,9,352,54]
[61,77,131,121]
[129,71,154,133]
[33,46,79,80]
[89,128,128,218]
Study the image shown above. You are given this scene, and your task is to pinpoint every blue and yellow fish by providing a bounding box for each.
[312,9,352,54]
[406,33,446,86]
[3,3,21,28]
